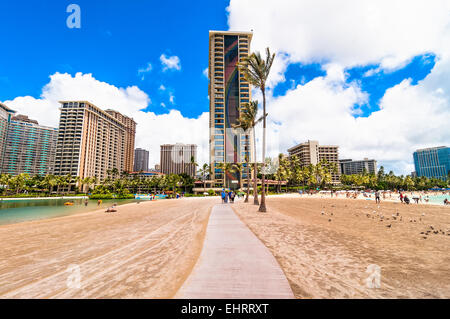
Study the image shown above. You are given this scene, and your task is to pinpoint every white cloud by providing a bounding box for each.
[169,93,175,104]
[160,54,181,71]
[203,67,208,78]
[227,0,450,174]
[137,62,152,80]
[159,84,166,91]
[2,72,209,167]
[252,58,450,175]
[228,0,450,87]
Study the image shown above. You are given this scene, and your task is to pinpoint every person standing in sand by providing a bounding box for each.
[375,190,381,204]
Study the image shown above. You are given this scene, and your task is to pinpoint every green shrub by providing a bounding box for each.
[208,189,216,196]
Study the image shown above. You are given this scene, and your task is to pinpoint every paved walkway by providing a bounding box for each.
[176,204,294,299]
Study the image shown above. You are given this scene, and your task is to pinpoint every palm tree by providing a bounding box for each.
[0,174,10,195]
[217,162,236,189]
[233,100,264,205]
[275,154,289,193]
[239,47,275,212]
[111,168,119,180]
[166,174,181,198]
[233,162,244,189]
[198,163,211,191]
[190,156,198,176]
[243,155,251,202]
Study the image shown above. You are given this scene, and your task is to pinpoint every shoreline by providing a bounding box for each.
[0,198,139,228]
[0,196,88,201]
[0,197,216,298]
[264,193,448,207]
[0,197,206,228]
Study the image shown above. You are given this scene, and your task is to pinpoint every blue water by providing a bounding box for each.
[0,198,137,226]
[427,195,449,205]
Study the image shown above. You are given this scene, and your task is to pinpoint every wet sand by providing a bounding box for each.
[0,197,216,298]
[232,195,450,298]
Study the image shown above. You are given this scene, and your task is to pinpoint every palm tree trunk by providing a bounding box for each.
[244,164,249,203]
[252,127,259,205]
[259,89,267,212]
[223,170,227,189]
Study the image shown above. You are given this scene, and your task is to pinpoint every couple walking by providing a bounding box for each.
[221,189,235,204]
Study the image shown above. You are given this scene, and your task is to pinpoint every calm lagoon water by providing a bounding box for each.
[0,198,137,226]
[427,194,450,205]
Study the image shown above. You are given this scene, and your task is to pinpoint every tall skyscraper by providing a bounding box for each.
[209,30,253,189]
[1,114,58,176]
[0,103,16,166]
[160,143,197,177]
[288,140,341,184]
[105,109,136,172]
[134,148,149,172]
[413,146,449,180]
[340,158,377,175]
[54,101,135,181]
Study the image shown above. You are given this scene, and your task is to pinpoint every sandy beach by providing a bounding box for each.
[232,195,450,298]
[1,194,449,299]
[0,197,216,298]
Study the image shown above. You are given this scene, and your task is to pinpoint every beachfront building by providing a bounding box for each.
[1,115,58,176]
[288,140,341,184]
[134,148,149,172]
[105,109,136,173]
[160,143,197,177]
[209,30,253,189]
[0,103,16,168]
[340,158,377,175]
[413,146,450,180]
[54,101,136,181]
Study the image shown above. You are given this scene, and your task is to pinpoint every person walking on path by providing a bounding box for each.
[221,189,227,204]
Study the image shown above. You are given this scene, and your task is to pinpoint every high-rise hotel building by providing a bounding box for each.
[288,140,341,184]
[340,158,377,175]
[54,101,136,181]
[208,30,253,189]
[0,103,15,160]
[413,146,449,180]
[160,143,197,177]
[134,148,149,172]
[105,109,136,172]
[1,115,58,176]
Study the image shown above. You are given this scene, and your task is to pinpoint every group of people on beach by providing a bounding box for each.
[299,189,449,206]
[220,189,244,204]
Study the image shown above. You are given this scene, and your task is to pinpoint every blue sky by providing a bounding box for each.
[0,0,229,116]
[0,1,436,119]
[1,0,448,174]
